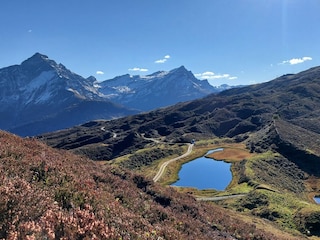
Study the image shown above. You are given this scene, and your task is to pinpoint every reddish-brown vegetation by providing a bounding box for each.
[0,131,302,239]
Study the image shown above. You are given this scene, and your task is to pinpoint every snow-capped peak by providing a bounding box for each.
[0,53,107,108]
[98,65,217,111]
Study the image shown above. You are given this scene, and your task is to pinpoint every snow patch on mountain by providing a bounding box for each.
[25,71,54,92]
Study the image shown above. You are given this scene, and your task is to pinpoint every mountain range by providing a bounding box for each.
[99,66,229,111]
[0,53,137,136]
[0,53,232,136]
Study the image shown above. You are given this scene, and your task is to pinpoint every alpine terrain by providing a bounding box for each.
[0,53,230,136]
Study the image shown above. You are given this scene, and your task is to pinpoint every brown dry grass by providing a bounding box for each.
[305,176,320,202]
[207,146,254,162]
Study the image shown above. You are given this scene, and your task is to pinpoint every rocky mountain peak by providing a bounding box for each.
[20,52,60,77]
[22,52,52,67]
[86,76,97,82]
[173,65,188,72]
[167,66,200,83]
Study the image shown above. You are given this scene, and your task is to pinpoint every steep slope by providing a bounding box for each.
[0,53,137,136]
[99,66,228,111]
[0,130,297,239]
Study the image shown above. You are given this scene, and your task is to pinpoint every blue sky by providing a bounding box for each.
[1,0,320,86]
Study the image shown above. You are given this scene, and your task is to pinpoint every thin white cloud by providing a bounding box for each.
[96,71,104,75]
[202,71,215,77]
[155,55,171,64]
[155,59,167,64]
[195,71,237,80]
[280,56,312,65]
[128,67,149,72]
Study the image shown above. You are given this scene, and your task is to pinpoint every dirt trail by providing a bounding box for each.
[153,143,193,182]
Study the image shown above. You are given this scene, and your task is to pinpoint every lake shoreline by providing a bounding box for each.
[171,149,232,190]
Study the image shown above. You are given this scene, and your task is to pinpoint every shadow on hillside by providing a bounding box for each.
[277,142,320,177]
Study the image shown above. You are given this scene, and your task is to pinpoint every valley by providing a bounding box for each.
[2,54,320,238]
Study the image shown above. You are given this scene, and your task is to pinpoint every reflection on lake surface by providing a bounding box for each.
[171,149,232,190]
[314,197,320,204]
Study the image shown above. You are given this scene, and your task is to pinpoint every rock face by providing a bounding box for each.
[0,53,137,136]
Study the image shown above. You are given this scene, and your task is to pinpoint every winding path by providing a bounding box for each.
[100,127,117,138]
[153,143,193,182]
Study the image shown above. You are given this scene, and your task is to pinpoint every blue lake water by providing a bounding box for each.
[314,197,320,204]
[171,149,232,190]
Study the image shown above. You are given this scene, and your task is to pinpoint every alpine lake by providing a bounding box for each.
[171,148,232,190]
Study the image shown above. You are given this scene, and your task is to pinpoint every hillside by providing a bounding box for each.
[39,66,320,161]
[0,130,301,239]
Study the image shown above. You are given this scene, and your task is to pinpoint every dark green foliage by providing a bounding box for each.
[253,207,281,221]
[54,188,73,210]
[240,191,269,210]
[295,211,320,236]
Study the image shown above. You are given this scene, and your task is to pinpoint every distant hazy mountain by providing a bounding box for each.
[99,66,232,111]
[0,53,137,136]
